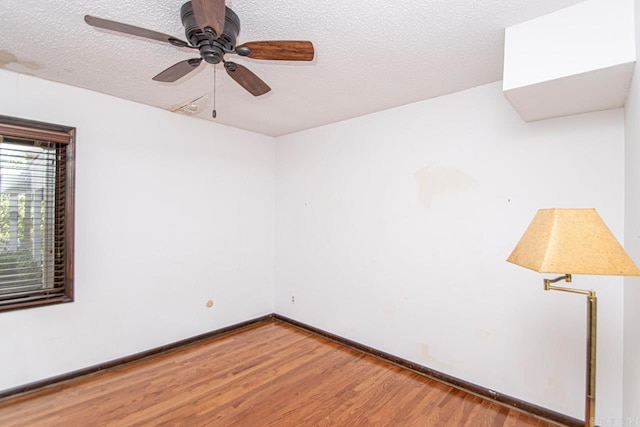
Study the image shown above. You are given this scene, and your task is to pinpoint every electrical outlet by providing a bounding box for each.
[291,296,295,304]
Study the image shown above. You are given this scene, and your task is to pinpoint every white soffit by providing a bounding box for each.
[503,0,636,122]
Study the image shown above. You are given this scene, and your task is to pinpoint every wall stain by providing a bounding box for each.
[420,343,431,360]
[419,343,455,371]
[474,328,492,342]
[383,300,397,316]
[0,50,44,70]
[414,165,478,208]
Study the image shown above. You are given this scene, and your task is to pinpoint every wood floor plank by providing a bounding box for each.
[0,320,561,426]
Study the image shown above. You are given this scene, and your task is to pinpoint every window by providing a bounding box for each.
[0,115,75,312]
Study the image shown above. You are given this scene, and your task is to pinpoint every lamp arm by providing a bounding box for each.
[543,274,595,297]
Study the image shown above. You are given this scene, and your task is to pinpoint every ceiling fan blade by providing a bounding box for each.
[224,62,271,96]
[191,0,226,37]
[236,41,314,61]
[84,15,190,48]
[153,58,203,82]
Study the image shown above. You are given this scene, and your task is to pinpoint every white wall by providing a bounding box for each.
[0,69,275,391]
[275,81,626,420]
[624,0,640,423]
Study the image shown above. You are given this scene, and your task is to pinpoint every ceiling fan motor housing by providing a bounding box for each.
[181,1,241,64]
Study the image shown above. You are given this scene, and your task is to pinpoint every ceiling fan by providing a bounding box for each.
[84,0,315,97]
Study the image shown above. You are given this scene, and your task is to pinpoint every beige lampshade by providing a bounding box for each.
[507,208,640,275]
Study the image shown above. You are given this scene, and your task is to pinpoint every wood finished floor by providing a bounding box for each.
[0,320,559,426]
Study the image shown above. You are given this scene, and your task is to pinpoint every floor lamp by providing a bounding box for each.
[507,208,640,427]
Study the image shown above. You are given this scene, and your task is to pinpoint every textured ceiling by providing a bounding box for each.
[1,0,585,136]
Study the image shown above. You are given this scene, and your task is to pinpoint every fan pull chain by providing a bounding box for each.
[212,65,217,118]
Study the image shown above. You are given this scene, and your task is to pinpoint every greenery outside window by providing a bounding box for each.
[0,115,75,312]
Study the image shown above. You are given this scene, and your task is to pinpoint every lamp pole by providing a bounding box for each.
[544,274,596,427]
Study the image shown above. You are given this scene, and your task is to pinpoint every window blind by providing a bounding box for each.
[0,116,74,311]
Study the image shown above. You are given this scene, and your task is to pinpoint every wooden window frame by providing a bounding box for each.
[0,115,75,312]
